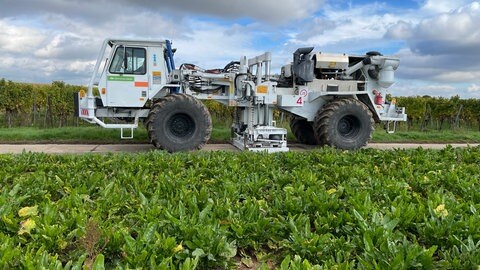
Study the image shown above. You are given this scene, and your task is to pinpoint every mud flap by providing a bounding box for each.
[73,92,79,117]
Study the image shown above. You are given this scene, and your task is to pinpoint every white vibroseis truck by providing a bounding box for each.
[75,39,407,152]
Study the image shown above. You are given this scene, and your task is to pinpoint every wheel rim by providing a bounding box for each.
[167,113,195,138]
[337,115,361,138]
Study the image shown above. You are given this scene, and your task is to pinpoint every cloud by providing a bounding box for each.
[0,5,196,84]
[421,0,474,14]
[433,71,480,83]
[34,33,97,60]
[128,0,323,24]
[0,20,46,54]
[0,0,116,23]
[0,0,323,24]
[394,48,480,84]
[294,18,338,41]
[0,55,94,83]
[0,0,324,85]
[384,21,413,39]
[287,2,413,55]
[388,2,480,56]
[174,21,264,69]
[0,16,104,83]
[422,84,456,92]
[385,2,480,88]
[0,12,268,84]
[390,80,480,98]
[468,84,480,93]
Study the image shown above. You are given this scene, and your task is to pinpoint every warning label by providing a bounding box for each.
[152,71,162,84]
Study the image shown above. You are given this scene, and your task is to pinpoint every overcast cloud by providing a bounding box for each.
[0,0,479,98]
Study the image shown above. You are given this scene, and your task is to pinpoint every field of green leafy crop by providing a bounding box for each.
[1,147,480,269]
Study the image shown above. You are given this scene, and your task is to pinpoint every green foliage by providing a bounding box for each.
[202,100,234,125]
[396,96,480,130]
[46,81,79,122]
[0,80,83,127]
[1,147,480,269]
[0,80,34,114]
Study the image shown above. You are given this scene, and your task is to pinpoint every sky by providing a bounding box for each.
[1,0,480,98]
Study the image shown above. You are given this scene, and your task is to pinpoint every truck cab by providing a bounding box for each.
[96,40,171,108]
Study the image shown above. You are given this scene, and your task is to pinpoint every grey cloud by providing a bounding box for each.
[0,55,93,84]
[224,23,266,36]
[33,34,98,60]
[0,0,112,22]
[410,40,480,56]
[395,49,480,83]
[0,3,195,83]
[382,2,480,87]
[387,2,480,56]
[0,0,323,24]
[384,21,413,39]
[127,0,323,24]
[295,18,337,41]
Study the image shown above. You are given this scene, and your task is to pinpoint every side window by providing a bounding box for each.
[109,47,146,75]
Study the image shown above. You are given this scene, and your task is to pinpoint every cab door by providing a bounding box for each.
[106,45,149,107]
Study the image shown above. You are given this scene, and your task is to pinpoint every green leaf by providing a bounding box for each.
[353,209,369,231]
[8,184,21,197]
[280,255,291,269]
[92,254,105,270]
[192,248,205,257]
[363,233,374,254]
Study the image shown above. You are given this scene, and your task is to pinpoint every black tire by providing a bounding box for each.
[289,117,318,145]
[145,94,212,152]
[313,98,374,150]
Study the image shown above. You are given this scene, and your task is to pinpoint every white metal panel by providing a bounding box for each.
[147,46,169,99]
[315,53,349,69]
[277,95,304,107]
[106,75,147,107]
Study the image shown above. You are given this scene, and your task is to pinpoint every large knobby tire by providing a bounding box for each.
[289,117,318,145]
[145,94,212,152]
[313,98,374,150]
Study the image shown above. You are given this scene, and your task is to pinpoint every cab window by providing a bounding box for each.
[109,46,146,75]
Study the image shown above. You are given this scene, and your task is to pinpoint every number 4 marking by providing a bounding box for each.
[296,97,303,105]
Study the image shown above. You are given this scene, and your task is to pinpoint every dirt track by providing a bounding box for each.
[0,143,478,154]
